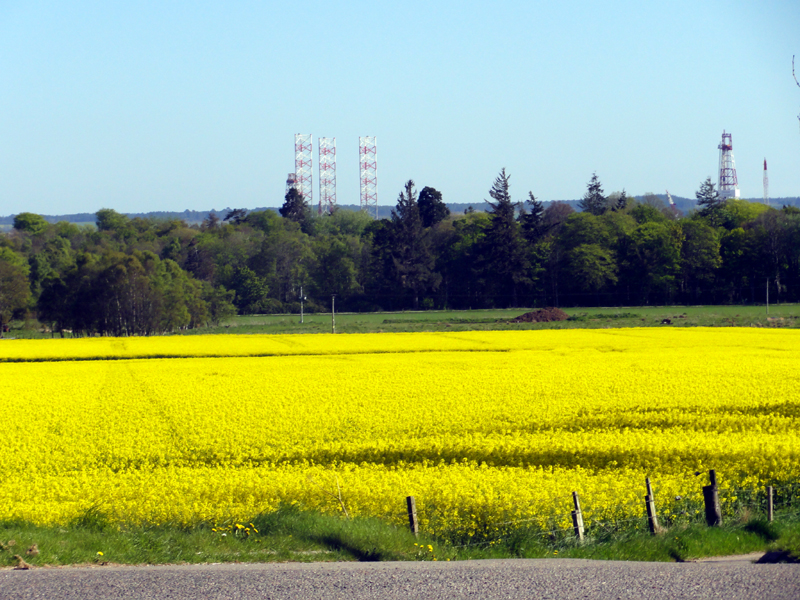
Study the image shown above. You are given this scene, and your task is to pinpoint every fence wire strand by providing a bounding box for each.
[409,475,800,549]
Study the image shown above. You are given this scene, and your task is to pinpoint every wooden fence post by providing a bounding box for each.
[645,477,659,535]
[767,486,773,522]
[571,491,584,542]
[702,469,722,526]
[406,496,418,536]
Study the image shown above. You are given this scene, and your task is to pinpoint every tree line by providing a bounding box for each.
[2,170,799,334]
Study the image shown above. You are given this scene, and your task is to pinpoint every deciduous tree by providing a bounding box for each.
[418,186,450,228]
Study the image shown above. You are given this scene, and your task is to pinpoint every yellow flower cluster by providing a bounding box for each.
[1,328,798,535]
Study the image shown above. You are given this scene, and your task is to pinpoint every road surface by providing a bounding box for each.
[2,557,798,600]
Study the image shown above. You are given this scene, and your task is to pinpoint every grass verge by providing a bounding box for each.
[5,304,800,338]
[2,506,799,568]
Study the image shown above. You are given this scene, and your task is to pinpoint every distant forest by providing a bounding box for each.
[1,172,800,335]
[4,194,800,226]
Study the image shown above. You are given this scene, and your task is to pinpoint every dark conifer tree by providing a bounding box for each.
[482,169,530,307]
[389,180,441,308]
[279,188,310,223]
[695,177,727,227]
[579,173,607,215]
[519,191,545,241]
[614,189,629,211]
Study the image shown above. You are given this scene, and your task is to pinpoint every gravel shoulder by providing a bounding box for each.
[2,558,799,600]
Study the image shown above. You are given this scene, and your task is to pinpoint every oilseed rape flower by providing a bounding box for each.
[0,328,798,537]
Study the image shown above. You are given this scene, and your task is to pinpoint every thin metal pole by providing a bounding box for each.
[766,278,769,314]
[332,295,336,334]
[300,286,304,324]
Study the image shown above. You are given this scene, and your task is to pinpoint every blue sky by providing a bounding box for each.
[1,0,799,216]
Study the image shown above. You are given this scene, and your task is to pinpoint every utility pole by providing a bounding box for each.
[331,295,336,334]
[300,286,305,324]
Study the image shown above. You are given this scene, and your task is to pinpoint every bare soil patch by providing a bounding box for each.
[512,308,569,323]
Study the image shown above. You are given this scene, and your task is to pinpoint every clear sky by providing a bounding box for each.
[1,0,799,216]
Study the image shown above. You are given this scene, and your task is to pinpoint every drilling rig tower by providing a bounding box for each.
[717,131,740,200]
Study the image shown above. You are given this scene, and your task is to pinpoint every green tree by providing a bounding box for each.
[622,222,683,303]
[557,212,614,249]
[229,266,270,314]
[248,223,310,304]
[437,211,490,309]
[389,180,441,309]
[519,192,545,242]
[579,173,607,216]
[223,209,249,225]
[95,208,131,234]
[695,177,728,227]
[13,213,48,235]
[151,259,195,331]
[313,208,374,237]
[555,213,619,302]
[565,244,618,293]
[482,169,530,307]
[679,220,721,302]
[748,210,790,303]
[202,284,236,325]
[418,186,450,228]
[725,199,771,229]
[630,201,668,224]
[280,188,311,224]
[614,189,629,211]
[0,248,31,333]
[309,236,361,302]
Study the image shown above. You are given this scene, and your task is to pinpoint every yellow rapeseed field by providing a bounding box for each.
[1,328,798,537]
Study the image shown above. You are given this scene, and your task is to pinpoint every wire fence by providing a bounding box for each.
[405,472,800,550]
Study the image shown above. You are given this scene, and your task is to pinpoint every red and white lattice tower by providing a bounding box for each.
[359,136,378,218]
[318,137,337,215]
[763,159,769,206]
[294,134,313,203]
[717,131,740,200]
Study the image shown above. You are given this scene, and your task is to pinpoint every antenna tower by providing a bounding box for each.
[318,137,337,215]
[717,131,740,200]
[294,134,313,203]
[763,159,769,206]
[359,136,378,218]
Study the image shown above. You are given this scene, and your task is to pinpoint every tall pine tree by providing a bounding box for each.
[695,177,727,227]
[390,180,440,308]
[579,172,607,215]
[482,169,530,307]
[519,191,545,241]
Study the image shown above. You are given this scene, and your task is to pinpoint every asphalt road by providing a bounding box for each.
[2,558,799,600]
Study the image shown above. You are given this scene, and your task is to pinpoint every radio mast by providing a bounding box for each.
[763,159,769,206]
[359,137,378,218]
[294,134,313,204]
[318,137,337,215]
